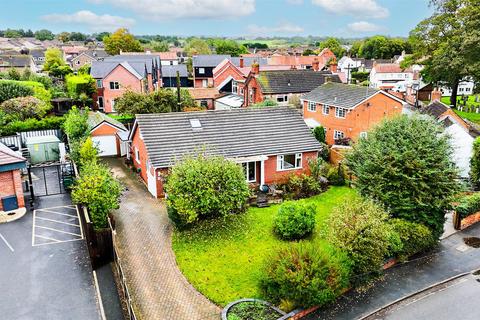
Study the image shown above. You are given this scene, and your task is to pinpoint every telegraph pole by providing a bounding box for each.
[176,70,181,112]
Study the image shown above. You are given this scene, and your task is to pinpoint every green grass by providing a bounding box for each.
[454,109,480,124]
[441,96,480,124]
[172,186,358,306]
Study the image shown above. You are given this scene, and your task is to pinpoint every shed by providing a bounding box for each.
[26,135,60,164]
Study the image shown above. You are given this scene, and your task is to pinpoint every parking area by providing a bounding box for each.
[0,194,101,320]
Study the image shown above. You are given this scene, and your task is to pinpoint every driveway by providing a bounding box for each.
[106,158,220,320]
[0,194,101,320]
[304,222,480,320]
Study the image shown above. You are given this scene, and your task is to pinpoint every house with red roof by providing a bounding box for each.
[0,143,26,212]
[369,63,414,90]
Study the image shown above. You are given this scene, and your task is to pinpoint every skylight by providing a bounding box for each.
[189,119,202,129]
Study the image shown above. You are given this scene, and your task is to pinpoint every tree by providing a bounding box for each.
[302,48,315,56]
[94,32,110,41]
[165,154,250,225]
[0,96,50,121]
[63,106,89,142]
[34,29,55,41]
[318,37,345,59]
[346,115,461,238]
[470,137,480,189]
[151,40,169,52]
[313,126,326,143]
[349,40,363,58]
[57,32,70,43]
[114,89,195,115]
[69,32,87,42]
[408,0,480,107]
[0,81,34,103]
[103,28,143,55]
[212,39,248,57]
[184,38,211,56]
[43,48,66,71]
[78,137,99,167]
[4,29,22,38]
[65,74,96,99]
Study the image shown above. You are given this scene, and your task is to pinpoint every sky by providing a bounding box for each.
[0,0,433,38]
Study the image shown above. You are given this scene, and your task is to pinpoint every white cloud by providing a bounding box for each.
[312,0,389,19]
[89,0,255,20]
[42,10,135,31]
[347,21,382,33]
[247,22,304,35]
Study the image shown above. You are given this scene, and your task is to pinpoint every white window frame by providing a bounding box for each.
[198,67,205,74]
[109,81,120,90]
[277,153,302,171]
[359,131,368,139]
[135,147,140,163]
[232,81,238,94]
[335,107,347,118]
[202,79,208,88]
[200,100,208,107]
[322,105,330,115]
[96,79,103,88]
[242,161,256,183]
[334,130,345,140]
[307,101,316,112]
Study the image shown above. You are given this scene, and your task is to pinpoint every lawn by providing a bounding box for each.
[440,96,480,124]
[172,186,358,306]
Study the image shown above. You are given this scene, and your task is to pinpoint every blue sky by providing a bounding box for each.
[0,0,432,38]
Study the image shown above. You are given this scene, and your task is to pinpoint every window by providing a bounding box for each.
[322,105,330,115]
[232,81,238,94]
[198,68,205,74]
[111,99,116,112]
[249,89,254,103]
[335,107,347,118]
[170,61,174,65]
[109,81,120,90]
[307,101,316,112]
[240,88,244,95]
[135,147,140,163]
[459,87,464,92]
[277,153,302,171]
[96,79,103,88]
[359,131,368,139]
[202,79,208,88]
[242,162,256,182]
[334,130,345,140]
[277,95,288,103]
[200,100,208,108]
[76,60,80,65]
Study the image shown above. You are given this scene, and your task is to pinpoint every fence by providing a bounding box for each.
[109,217,138,320]
[0,129,63,150]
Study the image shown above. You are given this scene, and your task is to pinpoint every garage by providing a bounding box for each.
[88,111,128,157]
[92,135,117,156]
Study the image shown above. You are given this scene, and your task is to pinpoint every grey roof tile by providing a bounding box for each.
[302,82,380,109]
[135,106,321,168]
[257,70,341,95]
[161,64,188,77]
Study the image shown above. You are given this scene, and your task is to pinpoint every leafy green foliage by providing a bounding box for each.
[0,116,64,137]
[71,162,121,229]
[79,137,99,167]
[318,37,345,58]
[318,162,346,186]
[0,96,50,121]
[210,39,248,56]
[34,29,54,41]
[184,38,212,56]
[326,198,392,278]
[358,36,411,59]
[347,115,460,238]
[227,301,281,320]
[388,218,435,261]
[65,74,96,99]
[471,137,480,188]
[43,48,65,71]
[351,71,370,83]
[0,81,33,103]
[313,126,326,143]
[278,173,324,200]
[455,193,480,220]
[251,99,278,108]
[63,106,89,142]
[166,154,250,225]
[103,28,143,55]
[274,201,316,240]
[261,242,351,308]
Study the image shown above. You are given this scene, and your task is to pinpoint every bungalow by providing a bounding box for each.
[0,143,26,212]
[129,107,321,198]
[243,68,342,107]
[87,111,128,156]
[90,54,161,113]
[421,100,479,178]
[161,64,189,88]
[302,82,406,145]
[0,54,35,72]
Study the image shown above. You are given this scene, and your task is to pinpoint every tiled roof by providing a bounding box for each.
[90,61,145,79]
[302,82,380,109]
[373,63,405,73]
[158,52,178,60]
[187,88,220,100]
[87,111,127,132]
[0,143,26,166]
[0,55,31,67]
[103,54,160,73]
[421,101,449,119]
[135,106,321,168]
[161,64,188,77]
[192,55,268,68]
[256,70,341,94]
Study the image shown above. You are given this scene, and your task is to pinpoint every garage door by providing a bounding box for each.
[92,135,117,156]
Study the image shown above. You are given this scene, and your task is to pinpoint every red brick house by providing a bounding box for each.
[0,143,26,212]
[87,112,128,156]
[128,107,321,198]
[91,54,161,113]
[186,88,220,110]
[302,82,406,145]
[268,48,336,70]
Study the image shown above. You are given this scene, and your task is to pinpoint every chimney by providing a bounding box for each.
[329,57,338,73]
[431,88,442,102]
[251,62,259,75]
[312,58,320,71]
[239,58,244,68]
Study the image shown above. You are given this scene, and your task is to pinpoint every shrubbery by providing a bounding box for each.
[261,242,351,308]
[455,193,480,220]
[470,137,480,189]
[165,154,250,226]
[0,116,65,136]
[278,173,324,200]
[388,219,435,261]
[274,201,316,240]
[0,81,33,103]
[318,162,346,186]
[0,96,51,121]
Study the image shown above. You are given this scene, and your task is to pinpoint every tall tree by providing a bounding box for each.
[69,32,87,42]
[103,28,143,55]
[318,37,345,59]
[34,29,55,41]
[409,0,480,107]
[184,38,211,56]
[43,48,65,71]
[57,32,71,43]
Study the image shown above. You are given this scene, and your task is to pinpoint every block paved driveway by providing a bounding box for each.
[106,158,220,320]
[0,194,101,320]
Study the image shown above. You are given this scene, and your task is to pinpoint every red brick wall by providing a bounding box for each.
[131,127,148,183]
[264,151,318,184]
[0,170,24,211]
[103,65,143,113]
[303,92,403,145]
[213,63,245,89]
[244,77,264,106]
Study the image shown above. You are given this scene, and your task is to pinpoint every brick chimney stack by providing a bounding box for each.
[329,58,338,73]
[251,62,259,75]
[312,58,320,71]
[431,88,442,102]
[239,58,244,68]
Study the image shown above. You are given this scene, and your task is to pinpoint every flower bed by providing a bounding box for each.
[223,299,285,320]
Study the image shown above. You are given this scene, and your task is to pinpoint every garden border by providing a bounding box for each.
[221,298,287,320]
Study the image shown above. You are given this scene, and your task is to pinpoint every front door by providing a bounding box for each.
[147,161,157,198]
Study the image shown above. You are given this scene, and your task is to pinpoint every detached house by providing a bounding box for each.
[71,49,109,71]
[161,64,189,88]
[90,54,161,113]
[369,63,414,89]
[129,107,321,198]
[302,82,406,145]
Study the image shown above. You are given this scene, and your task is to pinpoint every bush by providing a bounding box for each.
[455,192,480,220]
[261,242,351,308]
[65,74,96,99]
[388,219,435,261]
[313,126,326,144]
[470,137,480,189]
[79,137,98,167]
[0,116,64,136]
[318,142,330,161]
[326,198,392,279]
[0,96,51,121]
[0,81,33,103]
[0,80,52,105]
[319,162,346,186]
[165,154,250,226]
[278,173,323,200]
[63,106,89,142]
[71,162,121,229]
[274,201,316,240]
[346,115,461,238]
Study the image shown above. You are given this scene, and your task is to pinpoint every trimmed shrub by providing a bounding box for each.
[0,81,33,103]
[65,74,96,99]
[326,198,392,279]
[274,201,316,240]
[0,116,64,137]
[388,219,435,261]
[0,96,50,120]
[165,154,250,226]
[278,173,323,200]
[261,242,351,308]
[313,126,326,144]
[455,193,480,220]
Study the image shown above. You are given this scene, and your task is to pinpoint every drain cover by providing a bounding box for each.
[464,237,480,248]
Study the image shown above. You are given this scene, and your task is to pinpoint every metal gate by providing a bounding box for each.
[28,161,74,198]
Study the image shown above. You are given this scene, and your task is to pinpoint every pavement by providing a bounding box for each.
[106,158,221,320]
[304,222,480,320]
[366,272,480,320]
[0,194,101,320]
